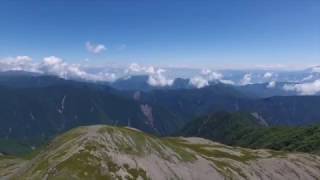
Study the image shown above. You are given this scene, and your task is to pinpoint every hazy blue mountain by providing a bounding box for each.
[1,72,320,149]
[133,85,320,127]
[239,96,320,126]
[110,75,192,91]
[0,80,183,142]
[235,82,298,98]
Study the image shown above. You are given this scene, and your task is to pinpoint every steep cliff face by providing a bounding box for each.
[1,125,320,180]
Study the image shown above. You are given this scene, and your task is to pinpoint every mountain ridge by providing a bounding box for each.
[1,125,320,180]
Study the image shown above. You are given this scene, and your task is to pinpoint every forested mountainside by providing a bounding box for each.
[134,88,320,126]
[1,74,320,153]
[179,112,320,154]
[0,83,182,140]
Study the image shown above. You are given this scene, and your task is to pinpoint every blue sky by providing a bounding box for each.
[0,0,319,68]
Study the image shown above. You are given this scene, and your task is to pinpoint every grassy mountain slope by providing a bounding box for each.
[179,112,320,154]
[1,125,320,180]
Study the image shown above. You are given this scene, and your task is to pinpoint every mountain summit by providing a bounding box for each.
[1,125,320,180]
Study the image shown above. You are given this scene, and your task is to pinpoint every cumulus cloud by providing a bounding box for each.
[0,56,39,72]
[86,42,106,54]
[263,72,273,79]
[126,63,146,74]
[267,81,276,88]
[240,73,252,85]
[301,75,313,82]
[125,63,174,87]
[16,56,32,62]
[189,76,209,88]
[0,56,117,82]
[148,69,174,87]
[0,58,174,85]
[40,56,116,82]
[189,69,227,88]
[201,69,223,81]
[283,80,320,95]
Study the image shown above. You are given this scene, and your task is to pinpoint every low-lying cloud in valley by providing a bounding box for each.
[283,80,320,95]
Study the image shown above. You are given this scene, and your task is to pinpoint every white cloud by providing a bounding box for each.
[240,74,252,85]
[0,56,117,82]
[0,59,176,85]
[201,69,223,80]
[125,63,174,87]
[40,56,116,82]
[190,69,229,88]
[126,63,150,74]
[201,69,211,75]
[40,56,68,78]
[208,72,223,81]
[267,81,276,88]
[148,69,174,87]
[16,56,32,62]
[263,72,273,79]
[128,63,141,72]
[86,41,106,54]
[310,66,320,73]
[283,80,320,95]
[43,56,63,65]
[189,76,209,88]
[190,69,237,87]
[220,79,235,85]
[0,56,39,72]
[301,75,313,82]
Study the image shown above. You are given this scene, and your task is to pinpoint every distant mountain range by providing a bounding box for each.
[1,71,320,148]
[1,71,320,179]
[133,85,320,126]
[0,74,183,140]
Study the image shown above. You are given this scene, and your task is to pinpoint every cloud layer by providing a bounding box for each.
[2,56,320,92]
[283,80,320,95]
[0,56,116,82]
[189,76,209,88]
[0,58,173,86]
[125,63,174,87]
[189,69,231,88]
